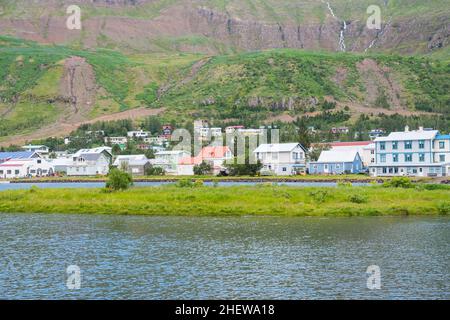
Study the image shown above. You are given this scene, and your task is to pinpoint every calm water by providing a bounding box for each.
[0,214,448,300]
[0,181,370,191]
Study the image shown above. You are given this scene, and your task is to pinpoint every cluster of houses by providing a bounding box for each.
[1,126,449,179]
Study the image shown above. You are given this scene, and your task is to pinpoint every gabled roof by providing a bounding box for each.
[315,150,361,163]
[375,130,438,142]
[436,135,450,140]
[253,143,305,153]
[330,141,372,148]
[0,151,38,160]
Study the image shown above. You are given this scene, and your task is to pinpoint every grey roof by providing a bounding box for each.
[375,130,438,142]
[253,143,304,153]
[0,151,38,160]
[314,150,360,163]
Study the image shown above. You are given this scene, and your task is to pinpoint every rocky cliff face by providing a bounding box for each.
[0,0,448,55]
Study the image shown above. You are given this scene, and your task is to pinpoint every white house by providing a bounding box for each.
[0,158,54,179]
[253,143,307,176]
[67,147,113,176]
[152,150,191,175]
[105,137,128,145]
[370,126,449,177]
[127,130,150,139]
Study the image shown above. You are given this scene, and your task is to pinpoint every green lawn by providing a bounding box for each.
[0,185,448,217]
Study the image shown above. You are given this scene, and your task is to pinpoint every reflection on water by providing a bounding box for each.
[0,214,448,299]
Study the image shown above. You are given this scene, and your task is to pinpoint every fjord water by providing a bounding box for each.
[0,214,448,299]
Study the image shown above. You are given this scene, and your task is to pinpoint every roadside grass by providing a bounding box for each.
[0,185,448,217]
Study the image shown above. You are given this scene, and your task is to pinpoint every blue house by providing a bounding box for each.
[309,150,363,174]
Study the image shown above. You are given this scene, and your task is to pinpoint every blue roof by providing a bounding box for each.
[436,135,450,140]
[0,151,36,160]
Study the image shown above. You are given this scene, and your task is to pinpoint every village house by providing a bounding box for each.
[113,155,151,176]
[105,137,128,145]
[178,146,233,175]
[21,145,50,158]
[331,127,350,135]
[0,158,54,179]
[151,150,191,175]
[309,150,363,175]
[370,126,449,177]
[66,147,112,176]
[328,141,374,168]
[253,143,307,176]
[127,130,150,139]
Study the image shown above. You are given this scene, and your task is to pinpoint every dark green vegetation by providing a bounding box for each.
[0,184,448,216]
[105,168,133,191]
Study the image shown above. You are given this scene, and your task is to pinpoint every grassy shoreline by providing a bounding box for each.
[0,185,448,217]
[3,174,443,184]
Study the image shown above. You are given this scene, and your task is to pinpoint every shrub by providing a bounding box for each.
[106,168,133,191]
[193,161,213,176]
[348,194,368,204]
[383,177,414,189]
[176,179,194,188]
[29,185,39,193]
[145,166,165,176]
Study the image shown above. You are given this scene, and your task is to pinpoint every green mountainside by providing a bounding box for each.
[0,0,449,144]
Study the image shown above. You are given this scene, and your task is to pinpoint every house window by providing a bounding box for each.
[380,154,386,163]
[440,155,446,162]
[283,167,287,172]
[380,142,386,150]
[439,141,445,149]
[0,170,3,175]
[419,153,425,162]
[15,170,19,175]
[419,140,425,149]
[37,159,42,164]
[393,154,398,163]
[405,154,413,162]
[7,170,11,174]
[382,168,387,174]
[392,141,398,150]
[336,164,340,169]
[405,141,412,149]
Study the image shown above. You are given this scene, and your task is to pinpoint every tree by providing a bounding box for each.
[105,168,133,191]
[295,117,311,150]
[309,144,331,162]
[193,161,213,176]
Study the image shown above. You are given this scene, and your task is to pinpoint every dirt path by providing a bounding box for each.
[0,107,165,147]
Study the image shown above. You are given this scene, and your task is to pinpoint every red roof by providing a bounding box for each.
[330,141,372,147]
[179,146,231,165]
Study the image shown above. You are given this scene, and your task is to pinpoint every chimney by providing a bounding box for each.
[405,125,410,132]
[419,126,424,131]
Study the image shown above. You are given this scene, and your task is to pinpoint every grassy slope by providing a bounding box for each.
[0,36,449,139]
[0,36,200,137]
[0,185,448,216]
[158,49,450,118]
